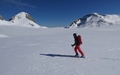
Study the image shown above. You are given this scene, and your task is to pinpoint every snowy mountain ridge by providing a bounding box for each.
[68,13,120,28]
[0,12,46,28]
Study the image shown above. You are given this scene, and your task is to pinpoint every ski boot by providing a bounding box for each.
[80,56,85,58]
[74,53,79,57]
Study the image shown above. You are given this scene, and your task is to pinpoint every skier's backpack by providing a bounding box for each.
[77,35,82,45]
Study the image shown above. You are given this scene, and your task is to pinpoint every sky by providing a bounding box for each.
[0,0,120,27]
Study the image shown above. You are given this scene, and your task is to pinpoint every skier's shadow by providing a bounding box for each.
[40,53,76,58]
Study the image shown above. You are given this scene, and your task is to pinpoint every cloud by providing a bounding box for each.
[4,0,36,8]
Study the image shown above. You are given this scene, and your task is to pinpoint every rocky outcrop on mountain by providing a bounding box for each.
[26,14,35,22]
[0,15,4,20]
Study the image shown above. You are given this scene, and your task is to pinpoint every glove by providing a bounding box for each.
[71,44,74,47]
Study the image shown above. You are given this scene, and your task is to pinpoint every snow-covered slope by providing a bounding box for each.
[0,15,13,25]
[0,20,13,26]
[68,13,120,28]
[0,25,120,75]
[0,12,47,28]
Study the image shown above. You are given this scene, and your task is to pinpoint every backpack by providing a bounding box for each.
[77,35,82,45]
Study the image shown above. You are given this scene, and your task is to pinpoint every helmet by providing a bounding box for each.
[73,33,77,37]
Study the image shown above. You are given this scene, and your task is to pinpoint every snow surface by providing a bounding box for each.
[0,25,120,75]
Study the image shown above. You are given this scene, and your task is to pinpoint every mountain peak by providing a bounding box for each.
[9,12,35,22]
[9,12,40,28]
[92,12,99,15]
[19,12,28,14]
[0,12,47,28]
[68,13,120,28]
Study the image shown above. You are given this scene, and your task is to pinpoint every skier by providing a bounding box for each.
[71,33,85,58]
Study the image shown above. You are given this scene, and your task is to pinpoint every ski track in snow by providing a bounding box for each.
[0,34,8,38]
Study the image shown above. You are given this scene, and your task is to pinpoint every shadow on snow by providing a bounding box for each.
[40,53,77,58]
[40,54,120,61]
